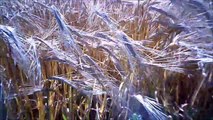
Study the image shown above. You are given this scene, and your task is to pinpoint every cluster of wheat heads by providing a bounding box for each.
[0,0,212,120]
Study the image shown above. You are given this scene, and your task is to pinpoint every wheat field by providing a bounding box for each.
[0,0,212,120]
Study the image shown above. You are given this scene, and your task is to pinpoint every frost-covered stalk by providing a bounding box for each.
[94,7,168,120]
[0,25,42,86]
